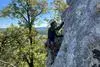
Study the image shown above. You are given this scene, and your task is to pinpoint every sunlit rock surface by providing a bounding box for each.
[50,0,100,67]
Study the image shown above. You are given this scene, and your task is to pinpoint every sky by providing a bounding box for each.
[0,0,54,28]
[0,0,15,28]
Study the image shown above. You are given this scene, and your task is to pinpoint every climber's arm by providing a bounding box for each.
[55,32,63,37]
[55,22,64,30]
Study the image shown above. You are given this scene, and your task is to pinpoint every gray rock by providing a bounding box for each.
[51,0,100,67]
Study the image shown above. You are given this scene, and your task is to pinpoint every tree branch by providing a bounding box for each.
[26,0,31,23]
[23,54,30,65]
[0,60,16,67]
[34,9,43,18]
[19,2,27,12]
[16,11,28,23]
[30,9,43,23]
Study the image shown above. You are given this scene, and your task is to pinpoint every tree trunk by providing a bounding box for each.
[27,23,34,67]
[29,63,34,67]
[51,0,100,67]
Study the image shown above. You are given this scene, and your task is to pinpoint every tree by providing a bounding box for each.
[0,0,47,67]
[0,26,47,67]
[50,0,100,67]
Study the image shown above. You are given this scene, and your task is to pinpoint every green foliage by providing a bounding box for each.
[0,26,47,67]
[0,0,48,67]
[54,0,68,13]
[0,0,47,27]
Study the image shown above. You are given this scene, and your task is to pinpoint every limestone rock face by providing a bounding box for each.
[51,0,100,67]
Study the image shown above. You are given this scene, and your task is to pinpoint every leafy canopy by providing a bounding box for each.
[0,26,47,67]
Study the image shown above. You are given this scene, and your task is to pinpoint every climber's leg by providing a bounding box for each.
[49,42,56,65]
